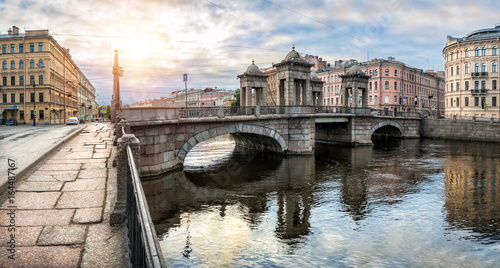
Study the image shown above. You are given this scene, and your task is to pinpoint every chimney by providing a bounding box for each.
[8,28,12,35]
[12,26,19,35]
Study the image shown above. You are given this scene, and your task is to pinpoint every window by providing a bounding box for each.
[2,94,6,103]
[493,97,497,107]
[451,67,453,76]
[450,52,454,60]
[369,82,372,90]
[475,63,479,73]
[456,65,459,75]
[456,50,460,59]
[30,43,34,52]
[394,70,398,76]
[465,48,470,57]
[481,81,486,90]
[39,75,43,85]
[11,76,15,86]
[39,110,44,119]
[385,81,389,89]
[19,60,23,69]
[10,44,15,53]
[493,80,497,90]
[456,98,459,106]
[19,93,23,103]
[385,95,389,104]
[375,96,378,103]
[394,96,397,103]
[493,62,497,73]
[482,63,486,72]
[369,96,372,103]
[19,110,24,120]
[465,64,469,74]
[336,98,339,105]
[11,93,15,103]
[375,81,378,90]
[375,70,378,76]
[465,81,469,91]
[30,75,35,85]
[456,82,460,91]
[494,46,498,56]
[394,82,397,90]
[2,44,6,53]
[38,59,44,67]
[450,83,453,91]
[2,77,6,86]
[19,76,24,85]
[475,47,480,56]
[11,60,15,69]
[475,81,479,90]
[369,70,373,76]
[30,93,35,102]
[38,43,43,52]
[481,97,486,108]
[30,60,34,68]
[482,47,487,56]
[39,92,43,102]
[2,61,6,69]
[385,69,389,76]
[19,44,23,53]
[30,110,34,120]
[465,97,469,107]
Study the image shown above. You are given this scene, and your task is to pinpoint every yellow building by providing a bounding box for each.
[0,26,96,124]
[443,24,500,119]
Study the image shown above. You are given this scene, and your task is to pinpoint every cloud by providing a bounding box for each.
[1,0,499,104]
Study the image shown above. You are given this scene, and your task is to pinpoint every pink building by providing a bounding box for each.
[316,58,445,115]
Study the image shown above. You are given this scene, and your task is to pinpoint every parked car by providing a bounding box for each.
[5,118,17,126]
[67,117,79,125]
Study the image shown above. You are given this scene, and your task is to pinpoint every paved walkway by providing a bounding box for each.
[0,122,128,267]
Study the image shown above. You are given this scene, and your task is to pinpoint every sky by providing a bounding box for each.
[1,0,499,105]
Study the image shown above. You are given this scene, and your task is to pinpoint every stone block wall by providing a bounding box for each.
[421,118,500,142]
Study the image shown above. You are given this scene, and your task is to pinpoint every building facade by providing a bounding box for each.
[316,58,445,115]
[443,24,500,119]
[0,26,96,124]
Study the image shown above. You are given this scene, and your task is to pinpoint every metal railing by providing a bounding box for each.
[471,88,488,94]
[125,145,166,268]
[178,105,314,118]
[111,115,166,268]
[471,72,488,78]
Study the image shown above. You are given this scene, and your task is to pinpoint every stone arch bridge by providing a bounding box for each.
[122,107,421,176]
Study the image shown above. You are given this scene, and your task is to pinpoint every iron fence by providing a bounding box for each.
[125,145,166,268]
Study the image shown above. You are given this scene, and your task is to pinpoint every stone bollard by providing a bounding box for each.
[255,105,260,116]
[217,106,225,118]
[110,133,141,225]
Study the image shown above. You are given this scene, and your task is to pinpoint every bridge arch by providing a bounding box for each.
[177,123,288,160]
[371,120,404,138]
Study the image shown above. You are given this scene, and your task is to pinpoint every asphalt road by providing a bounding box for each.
[0,123,86,187]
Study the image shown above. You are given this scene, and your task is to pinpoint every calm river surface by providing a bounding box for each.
[143,136,500,267]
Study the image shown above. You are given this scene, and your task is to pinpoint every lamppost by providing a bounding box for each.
[33,83,36,126]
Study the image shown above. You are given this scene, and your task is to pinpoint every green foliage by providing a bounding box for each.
[231,88,240,106]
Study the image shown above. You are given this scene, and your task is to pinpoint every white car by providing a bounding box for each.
[67,117,79,125]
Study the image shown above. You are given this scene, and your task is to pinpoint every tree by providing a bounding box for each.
[231,88,240,106]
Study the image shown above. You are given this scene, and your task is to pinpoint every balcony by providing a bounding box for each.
[471,72,488,78]
[471,88,488,94]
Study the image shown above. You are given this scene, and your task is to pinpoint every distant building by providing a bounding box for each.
[0,26,96,124]
[316,58,445,115]
[443,24,500,119]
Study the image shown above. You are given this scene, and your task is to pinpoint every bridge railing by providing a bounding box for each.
[315,106,421,118]
[178,106,315,118]
[111,116,166,268]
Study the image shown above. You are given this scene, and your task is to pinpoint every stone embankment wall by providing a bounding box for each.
[421,118,500,142]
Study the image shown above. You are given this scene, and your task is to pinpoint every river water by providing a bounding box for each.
[143,136,500,267]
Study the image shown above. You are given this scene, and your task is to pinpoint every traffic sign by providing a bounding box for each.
[13,105,17,109]
[431,105,435,110]
[183,73,188,82]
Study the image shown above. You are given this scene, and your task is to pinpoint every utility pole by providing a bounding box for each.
[33,84,36,126]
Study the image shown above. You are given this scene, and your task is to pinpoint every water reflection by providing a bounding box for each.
[144,137,500,267]
[443,142,500,243]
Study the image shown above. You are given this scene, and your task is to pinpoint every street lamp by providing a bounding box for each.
[33,83,36,126]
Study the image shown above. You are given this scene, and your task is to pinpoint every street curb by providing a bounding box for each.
[0,125,87,195]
